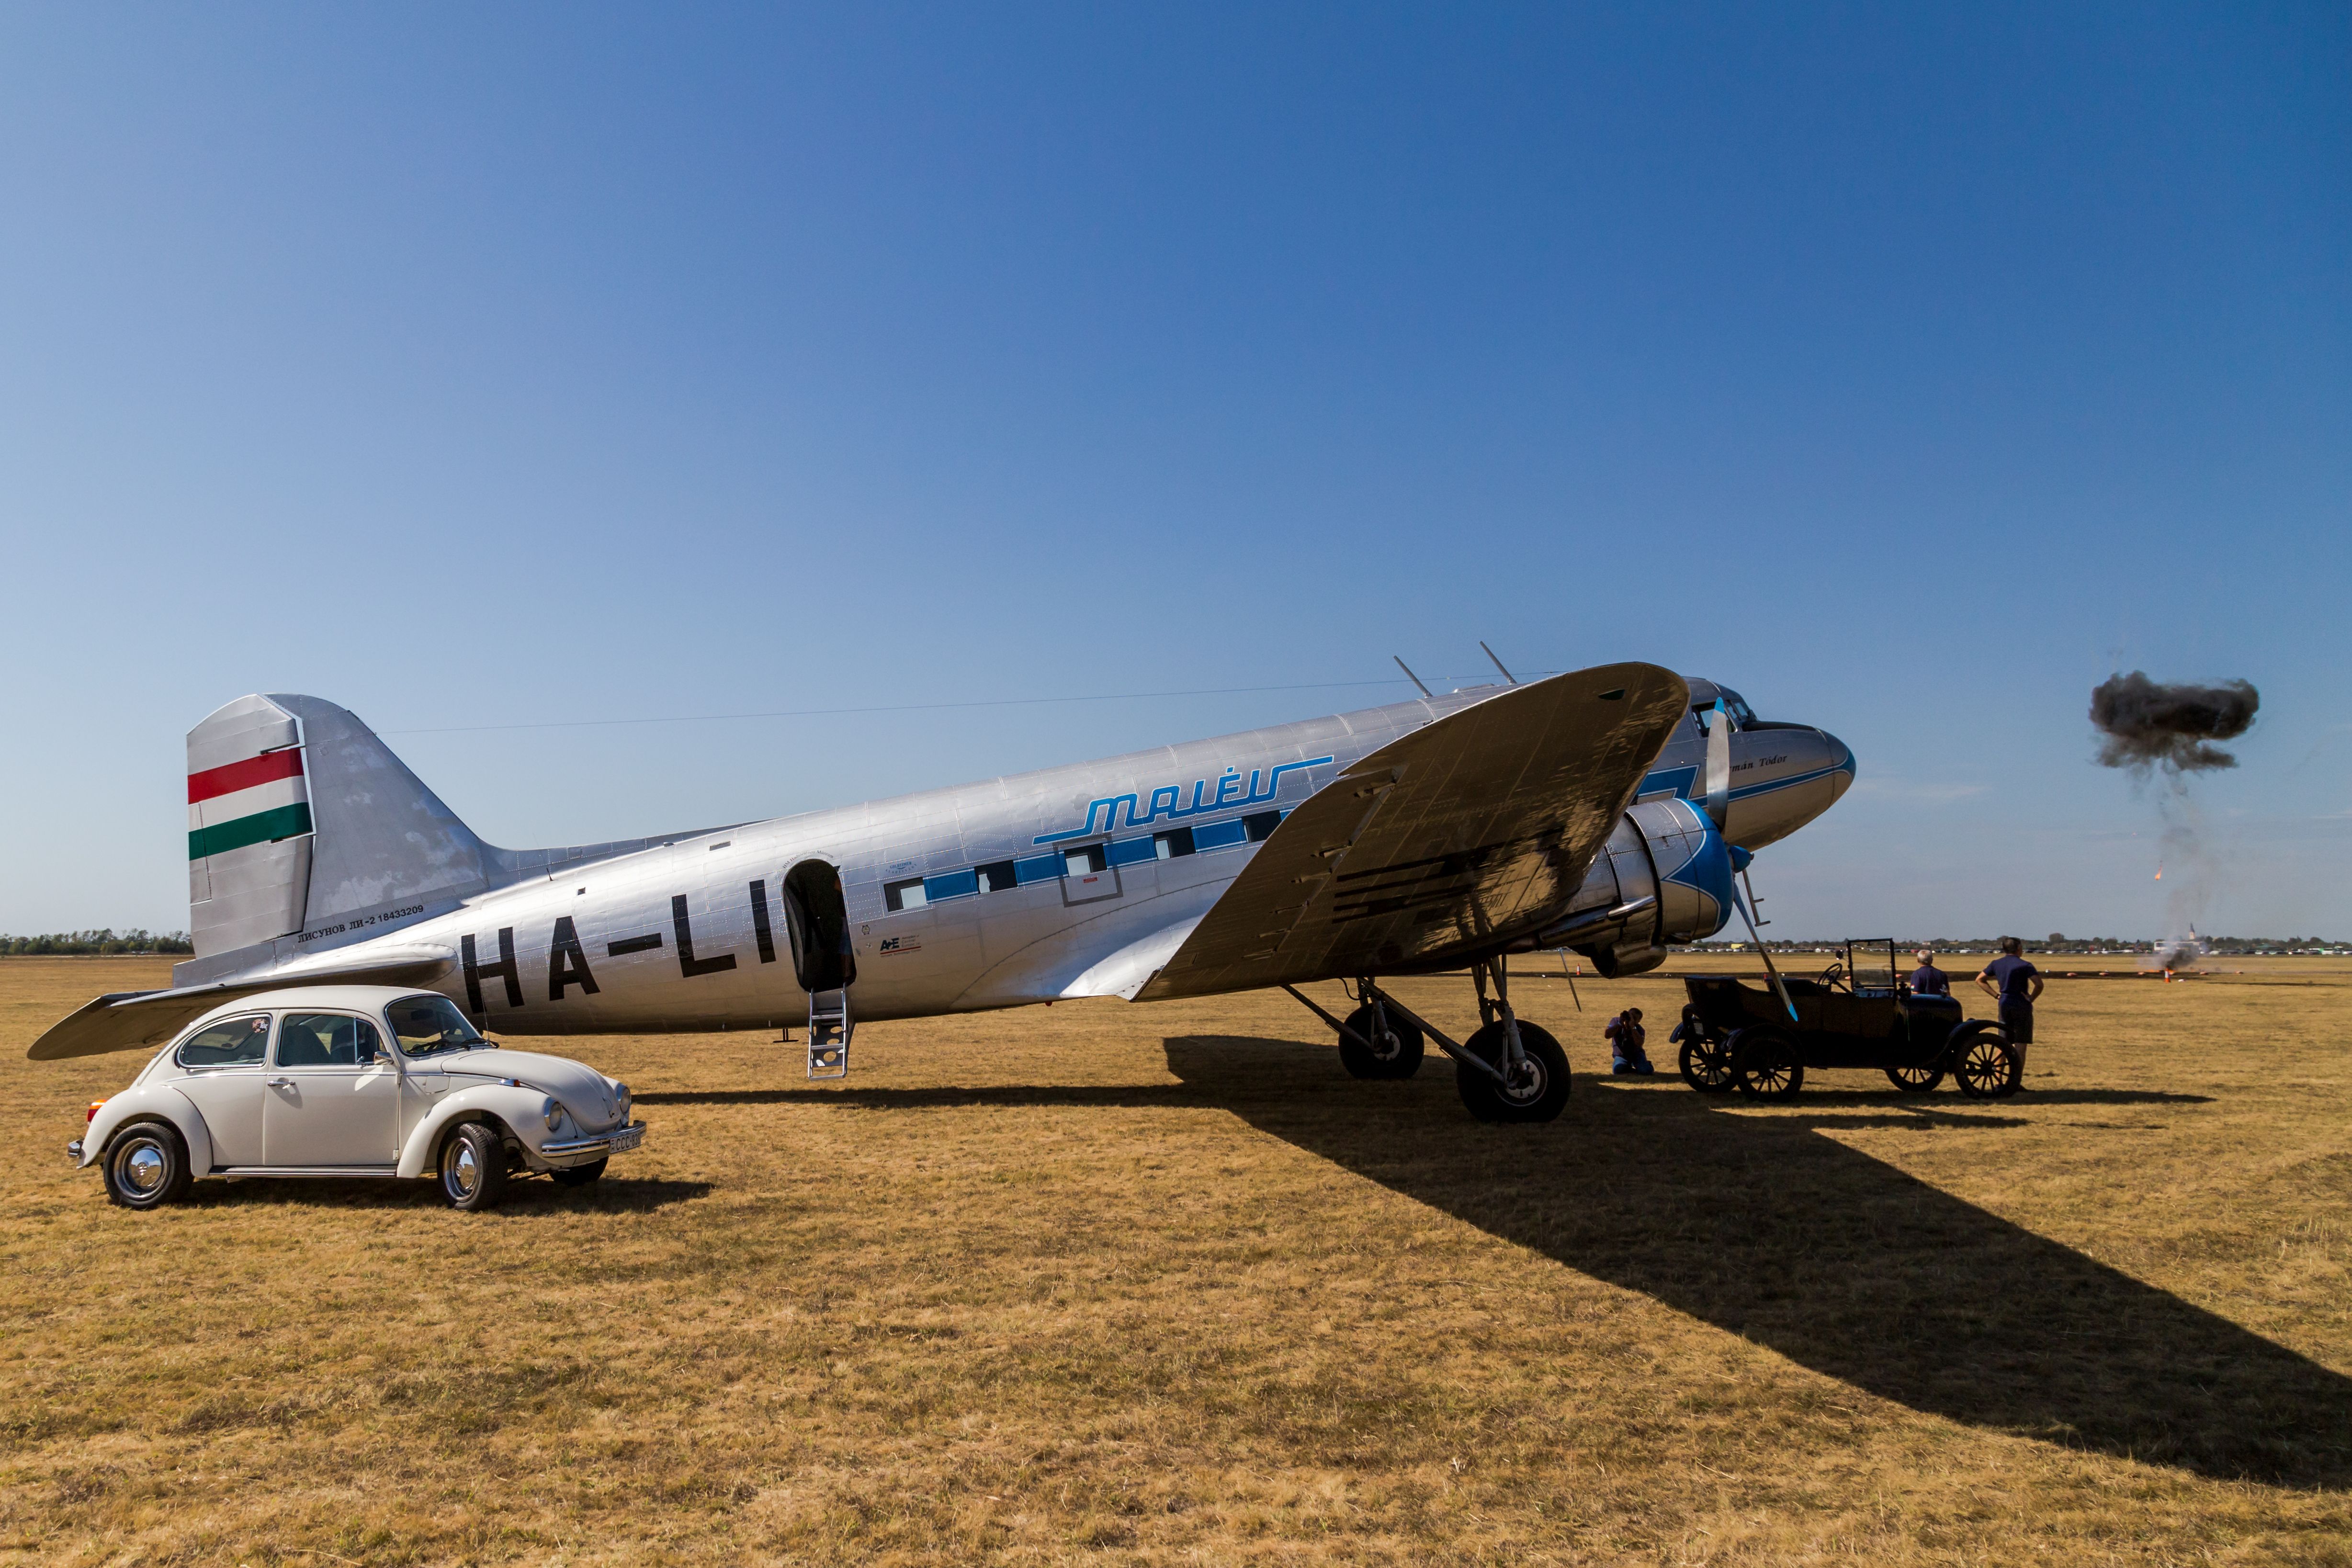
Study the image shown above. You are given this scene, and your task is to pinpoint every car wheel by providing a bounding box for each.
[1678,1035,1737,1094]
[102,1122,192,1210]
[1729,1027,1804,1101]
[439,1122,509,1211]
[1338,1003,1425,1080]
[1952,1029,2021,1100]
[550,1157,609,1187]
[1455,1020,1571,1124]
[1885,1063,1946,1094]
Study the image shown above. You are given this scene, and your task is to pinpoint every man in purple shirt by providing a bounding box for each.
[1976,936,2043,1081]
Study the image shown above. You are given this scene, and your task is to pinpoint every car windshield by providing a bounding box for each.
[387,995,489,1057]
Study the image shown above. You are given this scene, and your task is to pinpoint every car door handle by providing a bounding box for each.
[267,1077,294,1088]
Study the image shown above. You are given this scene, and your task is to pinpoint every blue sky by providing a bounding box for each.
[2,3,2344,940]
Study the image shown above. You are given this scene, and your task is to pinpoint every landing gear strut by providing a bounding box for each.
[1281,956,1571,1123]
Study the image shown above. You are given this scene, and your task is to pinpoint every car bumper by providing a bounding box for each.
[536,1120,646,1167]
[67,1139,83,1163]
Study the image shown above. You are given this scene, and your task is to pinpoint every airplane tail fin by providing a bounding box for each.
[186,695,491,963]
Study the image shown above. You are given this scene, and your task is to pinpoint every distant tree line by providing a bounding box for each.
[1683,934,2345,954]
[0,929,194,955]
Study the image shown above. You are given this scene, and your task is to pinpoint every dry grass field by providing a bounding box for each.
[3,953,2349,1566]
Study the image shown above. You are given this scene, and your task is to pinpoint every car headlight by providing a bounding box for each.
[542,1097,564,1133]
[612,1082,631,1119]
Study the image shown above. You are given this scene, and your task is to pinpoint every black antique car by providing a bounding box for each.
[1675,938,2020,1100]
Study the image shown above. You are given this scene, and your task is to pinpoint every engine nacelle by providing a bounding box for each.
[1535,798,1736,977]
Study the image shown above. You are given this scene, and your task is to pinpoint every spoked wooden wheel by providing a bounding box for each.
[1728,1027,1804,1101]
[1885,1062,1946,1094]
[1953,1030,2021,1100]
[1679,1036,1737,1094]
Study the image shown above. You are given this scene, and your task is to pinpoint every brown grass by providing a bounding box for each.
[2,953,2349,1565]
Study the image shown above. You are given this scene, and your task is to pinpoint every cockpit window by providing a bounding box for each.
[387,995,489,1057]
[1694,690,1759,731]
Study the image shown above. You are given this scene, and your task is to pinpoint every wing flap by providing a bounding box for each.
[1135,663,1686,1000]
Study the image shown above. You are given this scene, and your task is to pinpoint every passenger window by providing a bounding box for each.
[176,1015,271,1068]
[278,1014,384,1068]
[1154,828,1195,859]
[975,860,1018,892]
[1243,811,1282,843]
[883,878,928,912]
[1063,845,1106,876]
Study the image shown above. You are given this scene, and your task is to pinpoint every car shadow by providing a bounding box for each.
[1159,1033,2352,1489]
[636,1084,1211,1110]
[181,1176,714,1215]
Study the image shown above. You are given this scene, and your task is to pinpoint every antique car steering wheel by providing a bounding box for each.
[1819,962,1844,987]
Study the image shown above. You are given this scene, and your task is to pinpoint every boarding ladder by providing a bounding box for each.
[807,988,852,1079]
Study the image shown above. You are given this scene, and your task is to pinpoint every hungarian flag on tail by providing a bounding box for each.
[187,747,311,858]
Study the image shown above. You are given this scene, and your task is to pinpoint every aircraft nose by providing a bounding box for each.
[1818,729,1855,803]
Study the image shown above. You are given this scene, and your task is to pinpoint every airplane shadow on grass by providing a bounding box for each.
[1151,1033,2351,1491]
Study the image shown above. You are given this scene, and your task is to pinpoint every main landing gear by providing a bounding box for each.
[1283,956,1571,1123]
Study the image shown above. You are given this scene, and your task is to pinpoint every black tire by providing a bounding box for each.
[1338,1003,1425,1080]
[550,1157,609,1187]
[1455,1020,1571,1124]
[438,1122,509,1211]
[102,1121,192,1210]
[1678,1035,1737,1094]
[1728,1027,1804,1101]
[1952,1029,2021,1100]
[1885,1062,1946,1094]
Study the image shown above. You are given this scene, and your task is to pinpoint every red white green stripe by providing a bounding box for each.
[188,749,311,860]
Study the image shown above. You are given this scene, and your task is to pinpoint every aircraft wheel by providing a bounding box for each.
[1952,1028,2021,1100]
[1728,1027,1804,1101]
[1339,1004,1424,1080]
[1885,1062,1945,1094]
[1456,1021,1570,1123]
[1678,1035,1737,1094]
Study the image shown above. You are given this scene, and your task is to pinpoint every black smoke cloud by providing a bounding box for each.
[2090,672,2260,773]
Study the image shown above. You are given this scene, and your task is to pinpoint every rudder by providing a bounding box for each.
[185,694,492,962]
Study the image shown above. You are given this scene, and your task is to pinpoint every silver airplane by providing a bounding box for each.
[34,663,1853,1121]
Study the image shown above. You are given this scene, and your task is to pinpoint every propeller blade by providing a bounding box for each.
[1732,880,1798,1022]
[1702,699,1731,830]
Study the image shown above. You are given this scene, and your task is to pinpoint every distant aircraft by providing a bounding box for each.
[34,663,1853,1120]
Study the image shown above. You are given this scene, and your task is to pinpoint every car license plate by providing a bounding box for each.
[609,1123,644,1154]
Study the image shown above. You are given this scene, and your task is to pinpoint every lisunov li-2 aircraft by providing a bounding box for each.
[34,662,1853,1122]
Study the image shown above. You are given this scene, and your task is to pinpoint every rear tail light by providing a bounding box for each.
[85,1100,107,1124]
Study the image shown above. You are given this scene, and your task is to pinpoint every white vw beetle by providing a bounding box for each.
[70,985,645,1212]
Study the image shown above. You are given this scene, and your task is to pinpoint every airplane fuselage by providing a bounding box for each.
[171,682,1851,1037]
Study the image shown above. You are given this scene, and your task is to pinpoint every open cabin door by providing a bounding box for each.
[780,859,854,1077]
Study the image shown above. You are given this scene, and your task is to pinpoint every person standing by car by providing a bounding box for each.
[1909,948,1950,996]
[1976,937,2043,1081]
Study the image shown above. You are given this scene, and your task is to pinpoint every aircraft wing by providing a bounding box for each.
[1134,662,1686,1001]
[26,945,456,1060]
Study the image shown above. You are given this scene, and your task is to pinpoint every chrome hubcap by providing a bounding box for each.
[446,1143,479,1197]
[121,1143,164,1193]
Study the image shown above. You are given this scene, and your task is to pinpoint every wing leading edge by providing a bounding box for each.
[1133,662,1687,1001]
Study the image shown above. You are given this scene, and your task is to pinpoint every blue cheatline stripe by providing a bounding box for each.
[922,868,979,902]
[1191,819,1248,851]
[189,802,312,860]
[1726,756,1854,802]
[1105,837,1158,869]
[1013,853,1064,885]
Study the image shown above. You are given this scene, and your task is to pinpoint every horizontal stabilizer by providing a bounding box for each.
[28,945,455,1060]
